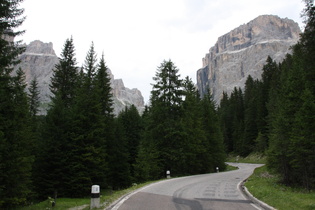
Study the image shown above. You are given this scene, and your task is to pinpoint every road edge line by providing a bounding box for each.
[240,180,276,210]
[105,178,174,210]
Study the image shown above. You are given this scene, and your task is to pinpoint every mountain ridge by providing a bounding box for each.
[14,40,144,115]
[197,15,301,104]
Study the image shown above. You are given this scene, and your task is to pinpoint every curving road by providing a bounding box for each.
[109,163,264,210]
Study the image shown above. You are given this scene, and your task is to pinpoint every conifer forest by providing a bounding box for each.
[0,0,314,208]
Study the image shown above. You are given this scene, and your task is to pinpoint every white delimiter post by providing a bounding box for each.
[166,170,171,179]
[90,185,100,209]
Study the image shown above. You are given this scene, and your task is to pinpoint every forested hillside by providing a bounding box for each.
[1,0,314,208]
[218,0,315,190]
[0,0,225,207]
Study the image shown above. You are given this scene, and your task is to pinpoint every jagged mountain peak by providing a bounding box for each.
[198,15,301,104]
[25,40,56,56]
[202,15,301,67]
[14,40,144,115]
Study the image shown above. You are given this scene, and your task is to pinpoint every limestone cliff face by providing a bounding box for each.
[15,40,58,106]
[14,40,144,115]
[108,69,145,115]
[197,15,301,104]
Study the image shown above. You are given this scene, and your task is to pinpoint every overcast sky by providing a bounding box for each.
[19,0,305,103]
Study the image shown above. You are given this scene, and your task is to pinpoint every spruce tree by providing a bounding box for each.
[134,106,162,181]
[0,68,33,207]
[0,0,25,71]
[95,53,114,117]
[83,42,97,87]
[181,77,208,174]
[301,0,315,94]
[267,52,298,185]
[243,75,259,156]
[149,59,185,176]
[229,88,244,154]
[69,42,108,196]
[35,37,79,198]
[200,90,226,172]
[268,1,315,188]
[116,105,142,181]
[28,76,40,118]
[135,60,185,179]
[95,53,114,181]
[218,92,233,152]
[107,118,131,189]
[50,36,78,108]
[254,57,278,152]
[289,89,315,190]
[0,0,34,207]
[287,0,315,189]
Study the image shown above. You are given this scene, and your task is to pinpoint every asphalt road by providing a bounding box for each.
[109,163,264,210]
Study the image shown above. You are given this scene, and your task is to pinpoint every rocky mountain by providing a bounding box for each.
[15,41,57,106]
[197,15,301,104]
[14,40,144,115]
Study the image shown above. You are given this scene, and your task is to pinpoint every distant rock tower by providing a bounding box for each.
[13,40,145,115]
[197,15,301,104]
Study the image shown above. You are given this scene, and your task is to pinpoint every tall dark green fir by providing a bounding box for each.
[35,37,79,198]
[0,0,34,207]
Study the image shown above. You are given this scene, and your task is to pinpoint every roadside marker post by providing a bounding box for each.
[90,185,100,209]
[166,170,171,179]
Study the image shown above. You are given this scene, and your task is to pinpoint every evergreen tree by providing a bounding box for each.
[268,1,315,189]
[107,118,131,189]
[0,0,25,71]
[218,88,245,155]
[266,55,284,148]
[116,105,142,181]
[229,88,244,154]
[83,42,97,87]
[94,53,114,187]
[137,61,227,179]
[255,57,278,152]
[36,95,71,198]
[0,68,33,207]
[50,37,78,108]
[200,91,226,172]
[242,75,259,156]
[218,92,233,152]
[301,0,315,94]
[95,53,114,117]
[27,76,42,200]
[135,60,185,179]
[289,89,315,190]
[287,0,315,189]
[266,56,289,169]
[0,1,34,207]
[69,42,108,196]
[181,77,209,174]
[28,76,40,118]
[35,37,79,198]
[151,59,184,116]
[134,106,162,182]
[149,59,185,176]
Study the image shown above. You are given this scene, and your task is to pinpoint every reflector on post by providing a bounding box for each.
[90,185,100,209]
[166,170,171,179]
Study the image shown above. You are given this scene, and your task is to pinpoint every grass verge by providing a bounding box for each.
[17,180,161,210]
[226,152,266,164]
[245,165,315,210]
[16,160,255,210]
[15,197,90,210]
[225,163,238,171]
